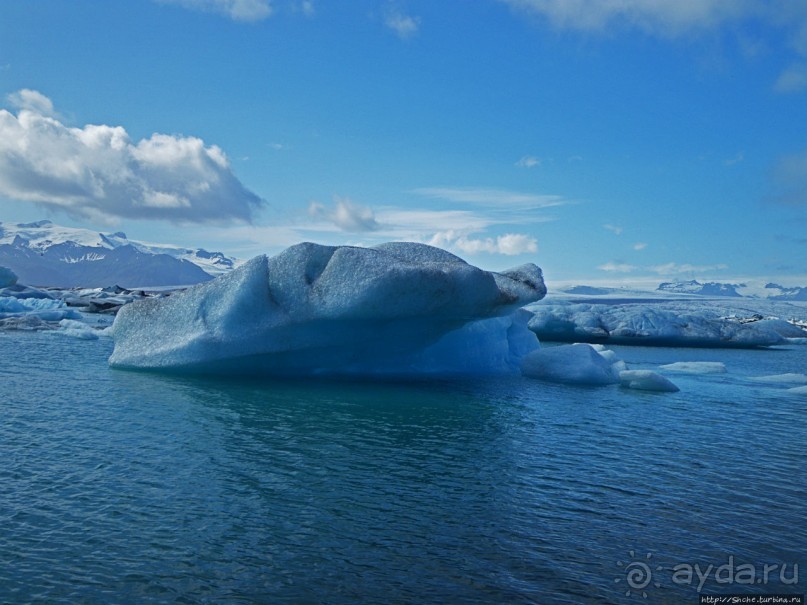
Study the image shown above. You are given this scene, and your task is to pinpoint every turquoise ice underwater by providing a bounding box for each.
[1,332,804,604]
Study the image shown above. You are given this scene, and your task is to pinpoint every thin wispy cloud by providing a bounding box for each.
[414,187,567,208]
[771,149,807,205]
[515,155,541,168]
[0,90,264,224]
[598,260,729,275]
[775,63,807,93]
[384,8,420,39]
[633,242,648,251]
[501,0,754,37]
[376,208,494,233]
[724,152,745,166]
[603,223,623,235]
[503,0,807,93]
[296,0,315,17]
[651,262,729,275]
[158,0,273,21]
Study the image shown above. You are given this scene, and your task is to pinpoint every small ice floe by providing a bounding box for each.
[619,370,680,393]
[750,373,807,384]
[0,295,78,326]
[56,319,99,340]
[520,343,621,386]
[658,361,727,374]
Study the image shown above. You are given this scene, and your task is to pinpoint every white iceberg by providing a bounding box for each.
[109,242,547,375]
[658,361,727,374]
[0,294,76,323]
[520,343,621,385]
[619,370,680,392]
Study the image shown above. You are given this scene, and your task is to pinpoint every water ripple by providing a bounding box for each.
[0,335,804,603]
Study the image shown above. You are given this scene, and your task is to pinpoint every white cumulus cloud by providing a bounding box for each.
[7,89,57,117]
[308,196,380,232]
[158,0,272,21]
[0,91,263,223]
[429,231,537,256]
[598,261,637,273]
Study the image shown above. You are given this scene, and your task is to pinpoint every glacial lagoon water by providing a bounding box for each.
[1,332,805,604]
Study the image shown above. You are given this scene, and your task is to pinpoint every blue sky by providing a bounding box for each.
[1,0,806,285]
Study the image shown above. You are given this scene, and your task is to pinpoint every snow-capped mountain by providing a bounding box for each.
[0,220,240,288]
[555,279,807,302]
[655,279,807,300]
[657,280,743,297]
[763,283,807,301]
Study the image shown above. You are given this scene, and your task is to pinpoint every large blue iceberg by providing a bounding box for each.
[109,242,547,375]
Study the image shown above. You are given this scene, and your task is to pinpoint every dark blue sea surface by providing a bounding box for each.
[1,333,804,604]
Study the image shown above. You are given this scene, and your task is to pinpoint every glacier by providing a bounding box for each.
[525,301,804,348]
[109,242,547,375]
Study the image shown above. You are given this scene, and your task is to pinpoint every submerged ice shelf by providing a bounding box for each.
[109,242,547,376]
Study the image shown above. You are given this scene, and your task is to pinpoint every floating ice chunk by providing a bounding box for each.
[0,295,70,319]
[751,373,807,384]
[658,361,727,374]
[0,315,54,331]
[0,284,55,299]
[619,370,680,392]
[787,385,807,395]
[54,318,99,340]
[0,266,17,288]
[520,343,620,385]
[109,242,546,375]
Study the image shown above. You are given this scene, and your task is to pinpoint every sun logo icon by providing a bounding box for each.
[615,551,663,599]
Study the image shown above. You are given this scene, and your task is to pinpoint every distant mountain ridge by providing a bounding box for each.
[0,219,240,288]
[764,282,807,301]
[555,279,807,301]
[657,280,743,297]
